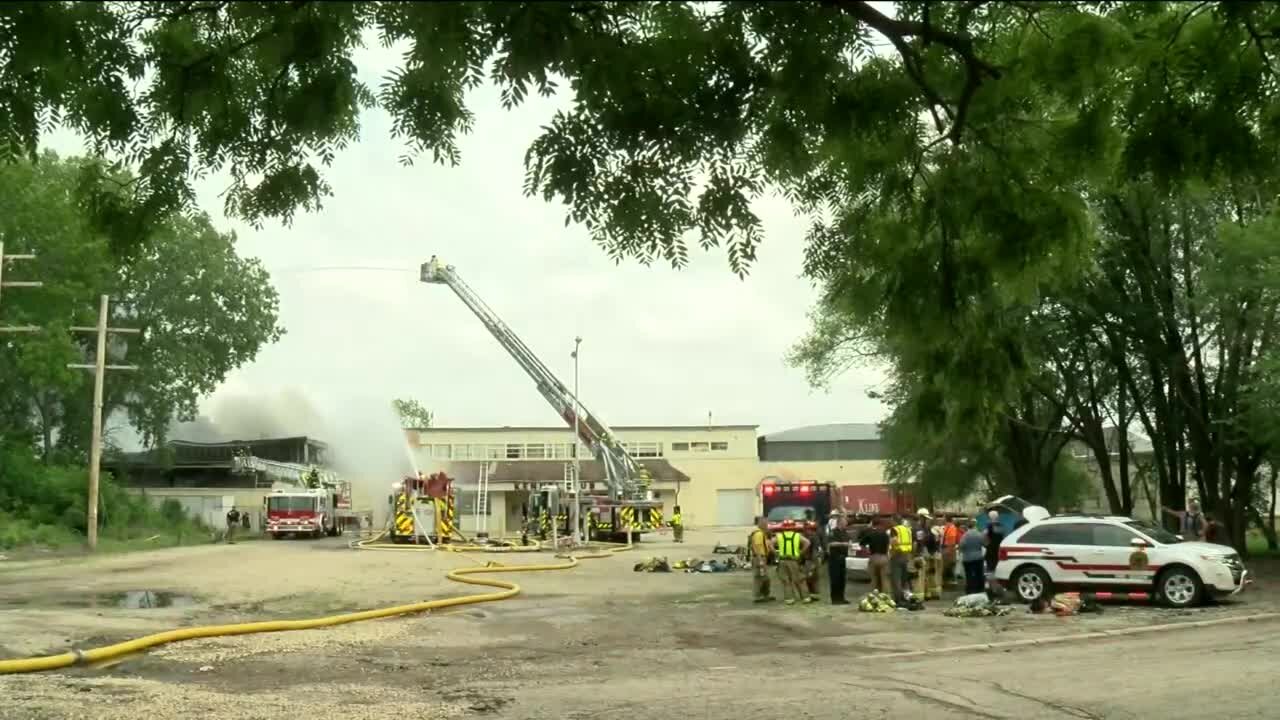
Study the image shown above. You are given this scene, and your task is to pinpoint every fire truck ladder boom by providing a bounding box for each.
[420,256,648,502]
[231,455,340,487]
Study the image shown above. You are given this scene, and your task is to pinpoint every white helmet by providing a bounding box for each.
[917,508,931,518]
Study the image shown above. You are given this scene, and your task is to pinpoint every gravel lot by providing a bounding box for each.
[1,529,1277,719]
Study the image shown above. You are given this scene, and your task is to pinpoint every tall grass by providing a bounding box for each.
[0,444,210,552]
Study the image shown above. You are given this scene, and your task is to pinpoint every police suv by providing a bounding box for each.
[992,514,1249,608]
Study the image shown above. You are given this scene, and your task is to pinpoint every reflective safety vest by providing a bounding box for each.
[776,530,803,560]
[942,524,962,547]
[890,525,913,554]
[671,513,683,527]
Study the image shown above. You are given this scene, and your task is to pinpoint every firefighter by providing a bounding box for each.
[801,509,821,602]
[888,514,913,604]
[225,507,240,544]
[941,514,962,589]
[770,519,812,605]
[747,516,774,602]
[671,505,684,543]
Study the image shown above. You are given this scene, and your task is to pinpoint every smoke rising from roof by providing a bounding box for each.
[169,388,417,528]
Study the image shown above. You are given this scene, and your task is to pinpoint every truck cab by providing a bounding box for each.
[265,488,340,539]
[760,481,842,536]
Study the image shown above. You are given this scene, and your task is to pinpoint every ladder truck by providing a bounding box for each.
[231,453,352,538]
[420,256,664,542]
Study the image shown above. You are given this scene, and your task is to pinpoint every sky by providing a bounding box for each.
[44,35,890,446]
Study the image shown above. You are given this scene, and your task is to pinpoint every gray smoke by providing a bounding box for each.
[169,388,417,528]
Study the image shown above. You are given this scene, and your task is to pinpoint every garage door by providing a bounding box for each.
[716,489,757,527]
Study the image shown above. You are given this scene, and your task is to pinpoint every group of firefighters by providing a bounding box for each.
[746,508,994,606]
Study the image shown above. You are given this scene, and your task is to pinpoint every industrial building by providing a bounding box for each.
[412,421,904,533]
[106,436,372,531]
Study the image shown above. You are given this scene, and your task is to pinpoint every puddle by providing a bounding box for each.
[111,591,197,609]
[0,590,198,610]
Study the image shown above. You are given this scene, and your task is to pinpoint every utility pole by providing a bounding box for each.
[69,295,140,550]
[0,241,43,333]
[572,336,582,545]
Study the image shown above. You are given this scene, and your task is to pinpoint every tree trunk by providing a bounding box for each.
[1117,383,1133,515]
[1268,466,1278,551]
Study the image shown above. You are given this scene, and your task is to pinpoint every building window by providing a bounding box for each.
[452,444,471,460]
[484,444,504,459]
[505,443,524,459]
[432,444,452,459]
[455,490,492,516]
[525,443,547,460]
[710,441,728,451]
[671,442,689,452]
[623,442,663,458]
[690,442,709,452]
[551,443,572,459]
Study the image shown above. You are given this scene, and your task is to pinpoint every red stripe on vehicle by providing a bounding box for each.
[1055,562,1163,571]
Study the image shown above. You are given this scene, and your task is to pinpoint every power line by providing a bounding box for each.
[271,265,414,275]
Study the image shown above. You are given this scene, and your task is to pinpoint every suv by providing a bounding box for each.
[992,515,1249,608]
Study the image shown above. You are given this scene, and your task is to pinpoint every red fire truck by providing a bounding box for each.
[265,486,345,539]
[760,480,843,534]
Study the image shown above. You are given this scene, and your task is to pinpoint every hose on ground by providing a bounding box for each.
[0,542,632,675]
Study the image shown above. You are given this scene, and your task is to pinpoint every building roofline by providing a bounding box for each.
[411,424,759,432]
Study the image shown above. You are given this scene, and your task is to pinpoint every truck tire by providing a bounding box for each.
[1009,565,1052,604]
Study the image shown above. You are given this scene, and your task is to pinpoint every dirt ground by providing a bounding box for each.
[2,528,1278,719]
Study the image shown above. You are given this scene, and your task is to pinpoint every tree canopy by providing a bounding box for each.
[392,397,434,429]
[0,152,283,456]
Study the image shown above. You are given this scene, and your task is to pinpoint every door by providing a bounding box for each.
[716,489,756,527]
[1088,523,1149,587]
[1017,522,1095,585]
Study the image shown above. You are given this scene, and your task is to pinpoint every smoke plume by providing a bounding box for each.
[169,388,418,528]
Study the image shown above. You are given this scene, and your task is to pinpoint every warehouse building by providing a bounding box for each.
[412,421,900,532]
[106,436,372,531]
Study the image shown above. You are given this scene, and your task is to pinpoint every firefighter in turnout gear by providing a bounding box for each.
[801,508,821,602]
[671,505,684,543]
[770,520,812,605]
[747,516,774,602]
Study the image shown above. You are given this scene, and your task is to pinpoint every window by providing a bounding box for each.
[431,444,452,460]
[525,443,547,460]
[625,442,663,458]
[455,491,492,516]
[690,442,709,452]
[1093,524,1140,547]
[483,444,504,459]
[671,442,689,452]
[710,441,728,451]
[766,505,810,523]
[1018,523,1094,545]
[1125,520,1181,545]
[452,444,472,460]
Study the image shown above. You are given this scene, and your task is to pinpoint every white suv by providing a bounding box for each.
[992,515,1249,608]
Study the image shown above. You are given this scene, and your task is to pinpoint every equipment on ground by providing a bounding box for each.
[388,472,458,545]
[421,256,663,541]
[234,452,355,538]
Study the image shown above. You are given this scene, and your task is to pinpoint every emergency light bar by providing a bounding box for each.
[761,482,816,495]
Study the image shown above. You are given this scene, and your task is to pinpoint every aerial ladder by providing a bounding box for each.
[420,256,663,540]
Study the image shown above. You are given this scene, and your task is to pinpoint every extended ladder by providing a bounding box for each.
[475,462,491,538]
[421,256,654,503]
[563,462,575,493]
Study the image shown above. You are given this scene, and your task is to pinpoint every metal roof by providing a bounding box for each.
[760,423,882,443]
[413,424,758,433]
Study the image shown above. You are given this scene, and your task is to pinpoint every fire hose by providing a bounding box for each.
[0,542,632,675]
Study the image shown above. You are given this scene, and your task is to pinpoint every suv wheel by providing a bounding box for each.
[1010,565,1052,603]
[1158,567,1204,608]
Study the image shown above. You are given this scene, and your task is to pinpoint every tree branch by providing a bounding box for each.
[823,0,1002,144]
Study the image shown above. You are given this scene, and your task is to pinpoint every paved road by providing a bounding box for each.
[500,618,1278,719]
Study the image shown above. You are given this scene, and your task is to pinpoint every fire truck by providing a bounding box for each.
[232,453,352,539]
[421,256,663,542]
[387,472,458,545]
[760,479,843,535]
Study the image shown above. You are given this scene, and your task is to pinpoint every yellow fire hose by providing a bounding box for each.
[0,540,632,676]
